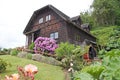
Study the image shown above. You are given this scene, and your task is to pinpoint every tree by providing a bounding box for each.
[80,11,95,27]
[91,0,120,26]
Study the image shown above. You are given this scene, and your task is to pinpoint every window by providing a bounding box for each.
[50,33,54,39]
[75,35,80,41]
[39,18,43,24]
[50,32,58,39]
[55,32,58,39]
[46,15,51,21]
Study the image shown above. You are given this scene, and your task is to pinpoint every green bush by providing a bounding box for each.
[55,42,88,70]
[29,42,34,50]
[55,42,76,60]
[55,42,76,69]
[10,49,19,56]
[0,58,8,73]
[74,62,104,80]
[101,49,120,80]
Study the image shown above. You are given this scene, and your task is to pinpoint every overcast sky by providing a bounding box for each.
[0,0,93,48]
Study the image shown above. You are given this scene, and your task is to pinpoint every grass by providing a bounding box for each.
[0,55,65,80]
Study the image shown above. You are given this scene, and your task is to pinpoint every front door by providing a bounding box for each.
[34,29,40,41]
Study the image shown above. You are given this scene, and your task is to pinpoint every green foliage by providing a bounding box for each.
[91,26,116,46]
[74,72,93,80]
[10,49,19,56]
[73,49,120,80]
[29,42,34,50]
[55,42,76,60]
[0,58,8,73]
[81,62,104,80]
[106,26,120,50]
[55,42,87,70]
[98,49,107,59]
[101,49,120,80]
[80,11,94,27]
[91,0,120,26]
[72,46,89,70]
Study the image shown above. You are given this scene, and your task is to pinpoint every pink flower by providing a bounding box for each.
[5,73,20,80]
[24,64,38,74]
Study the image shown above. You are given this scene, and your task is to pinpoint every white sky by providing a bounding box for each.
[0,0,93,48]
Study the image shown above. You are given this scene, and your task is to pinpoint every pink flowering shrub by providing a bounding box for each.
[34,37,58,54]
[5,64,38,80]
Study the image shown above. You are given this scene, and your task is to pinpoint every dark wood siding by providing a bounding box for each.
[27,8,68,45]
[66,23,96,45]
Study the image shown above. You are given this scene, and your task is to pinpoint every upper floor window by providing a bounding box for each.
[46,15,51,21]
[39,18,43,24]
[50,32,58,39]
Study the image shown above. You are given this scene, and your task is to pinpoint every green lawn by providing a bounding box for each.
[0,55,65,80]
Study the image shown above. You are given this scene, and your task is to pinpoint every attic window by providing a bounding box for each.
[46,15,51,21]
[39,18,43,24]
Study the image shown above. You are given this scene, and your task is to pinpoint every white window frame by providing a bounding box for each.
[55,32,58,39]
[46,15,51,21]
[50,32,58,39]
[39,18,43,24]
[50,33,54,39]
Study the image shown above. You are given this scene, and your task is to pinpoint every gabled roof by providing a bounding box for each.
[23,5,96,39]
[23,5,70,34]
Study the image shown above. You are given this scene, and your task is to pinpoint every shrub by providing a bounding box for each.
[10,49,19,56]
[55,42,76,60]
[100,49,120,80]
[29,42,34,50]
[34,37,58,54]
[55,42,87,69]
[0,58,8,73]
[74,62,104,80]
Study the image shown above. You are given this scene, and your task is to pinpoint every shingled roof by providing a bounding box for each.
[23,5,96,39]
[70,15,80,21]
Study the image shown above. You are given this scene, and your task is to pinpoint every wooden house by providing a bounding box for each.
[23,5,96,47]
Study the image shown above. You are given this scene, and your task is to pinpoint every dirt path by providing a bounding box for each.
[64,70,71,80]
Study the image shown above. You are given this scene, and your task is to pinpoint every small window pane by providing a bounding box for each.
[46,15,51,21]
[48,15,51,20]
[50,33,54,39]
[39,18,43,24]
[46,16,49,21]
[55,32,58,39]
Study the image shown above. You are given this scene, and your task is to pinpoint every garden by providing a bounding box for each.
[0,26,120,80]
